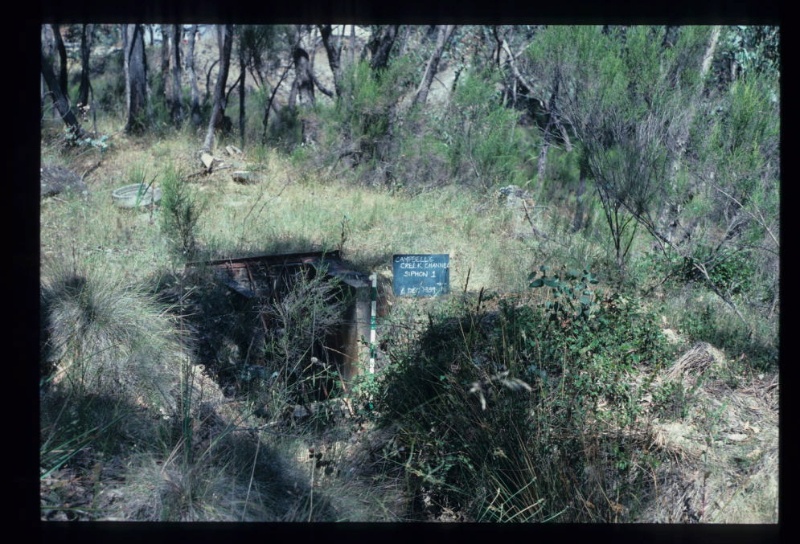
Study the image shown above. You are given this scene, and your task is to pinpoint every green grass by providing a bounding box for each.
[40,108,778,522]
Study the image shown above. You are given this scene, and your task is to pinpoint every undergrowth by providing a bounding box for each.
[375,268,672,522]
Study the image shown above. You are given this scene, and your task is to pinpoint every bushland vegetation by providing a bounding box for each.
[39,24,778,522]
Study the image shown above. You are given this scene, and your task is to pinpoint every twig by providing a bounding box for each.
[521,199,550,240]
[81,161,102,181]
[712,182,779,248]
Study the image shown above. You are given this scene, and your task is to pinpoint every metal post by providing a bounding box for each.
[369,273,377,374]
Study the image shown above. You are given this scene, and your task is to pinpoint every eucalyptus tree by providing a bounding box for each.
[77,24,95,111]
[123,24,150,134]
[51,24,69,102]
[202,24,234,152]
[318,24,344,98]
[362,25,400,71]
[41,49,88,141]
[186,24,203,127]
[411,25,456,109]
[169,24,184,127]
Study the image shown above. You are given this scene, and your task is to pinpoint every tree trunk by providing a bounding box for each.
[411,25,456,109]
[161,26,170,92]
[262,61,292,144]
[572,154,589,232]
[122,24,129,121]
[124,24,149,134]
[365,25,399,72]
[51,25,69,102]
[291,45,317,144]
[537,81,561,181]
[77,24,94,109]
[293,46,315,107]
[170,24,184,127]
[319,24,343,97]
[41,50,88,141]
[42,26,57,119]
[202,24,233,152]
[239,39,246,149]
[349,24,356,66]
[187,25,202,128]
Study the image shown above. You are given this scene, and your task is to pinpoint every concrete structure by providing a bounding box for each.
[186,251,371,390]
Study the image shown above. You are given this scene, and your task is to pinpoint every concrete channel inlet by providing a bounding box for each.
[185,250,373,390]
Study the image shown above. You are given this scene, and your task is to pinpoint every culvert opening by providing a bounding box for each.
[179,251,373,417]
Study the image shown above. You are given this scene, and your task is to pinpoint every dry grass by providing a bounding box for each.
[637,345,778,523]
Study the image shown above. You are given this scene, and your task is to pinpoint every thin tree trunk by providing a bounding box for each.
[204,59,219,106]
[187,25,202,128]
[170,24,184,127]
[202,24,233,152]
[123,24,130,125]
[42,26,57,120]
[77,24,94,109]
[51,25,69,101]
[262,61,292,144]
[411,25,456,109]
[161,26,170,96]
[291,45,316,144]
[41,50,88,141]
[239,40,246,149]
[319,24,343,97]
[124,24,149,134]
[159,25,170,124]
[349,24,356,66]
[365,25,399,72]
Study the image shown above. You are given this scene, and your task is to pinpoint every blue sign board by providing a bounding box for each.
[392,254,450,297]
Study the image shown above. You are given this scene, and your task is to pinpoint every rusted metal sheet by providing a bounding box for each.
[186,250,369,299]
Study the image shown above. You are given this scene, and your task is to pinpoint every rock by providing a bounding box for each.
[726,433,749,442]
[496,184,534,207]
[231,171,253,184]
[41,165,88,198]
[200,152,215,171]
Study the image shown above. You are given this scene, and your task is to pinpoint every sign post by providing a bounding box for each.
[369,273,377,374]
[392,254,450,297]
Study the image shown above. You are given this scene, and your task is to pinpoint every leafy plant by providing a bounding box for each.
[375,266,670,521]
[528,265,600,325]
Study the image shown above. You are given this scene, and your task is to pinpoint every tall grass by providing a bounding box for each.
[40,260,181,408]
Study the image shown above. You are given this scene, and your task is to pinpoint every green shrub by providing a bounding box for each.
[376,268,670,521]
[159,164,205,258]
[440,69,526,189]
[323,58,417,166]
[680,245,756,296]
